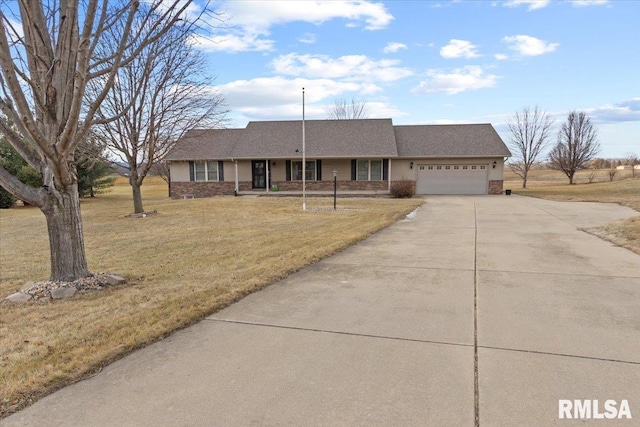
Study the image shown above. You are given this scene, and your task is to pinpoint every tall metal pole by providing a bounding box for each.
[302,87,306,211]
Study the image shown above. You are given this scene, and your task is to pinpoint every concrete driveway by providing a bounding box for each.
[3,195,640,426]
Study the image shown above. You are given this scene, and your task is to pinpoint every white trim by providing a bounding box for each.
[266,160,270,193]
[234,160,238,193]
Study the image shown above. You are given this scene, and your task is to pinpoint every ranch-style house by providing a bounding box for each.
[166,118,512,198]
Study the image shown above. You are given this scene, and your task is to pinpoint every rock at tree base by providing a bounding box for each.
[51,287,77,299]
[106,275,126,286]
[6,292,33,303]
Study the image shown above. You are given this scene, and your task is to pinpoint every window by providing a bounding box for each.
[454,165,459,170]
[427,166,433,170]
[291,160,316,181]
[463,166,468,170]
[471,165,477,170]
[357,159,383,181]
[437,166,442,170]
[194,161,219,181]
[445,166,451,170]
[480,165,486,170]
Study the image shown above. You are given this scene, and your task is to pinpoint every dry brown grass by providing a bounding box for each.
[504,168,640,254]
[0,177,422,418]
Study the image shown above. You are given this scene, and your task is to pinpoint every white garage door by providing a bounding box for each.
[416,164,488,195]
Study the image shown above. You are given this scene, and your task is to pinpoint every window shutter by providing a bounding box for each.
[189,161,195,181]
[351,159,357,181]
[316,160,322,181]
[383,159,389,180]
[286,160,291,181]
[218,161,224,181]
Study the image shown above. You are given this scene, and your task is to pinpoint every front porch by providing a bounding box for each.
[238,189,392,198]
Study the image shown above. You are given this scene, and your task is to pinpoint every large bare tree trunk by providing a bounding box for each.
[131,178,144,214]
[0,1,197,282]
[43,184,90,281]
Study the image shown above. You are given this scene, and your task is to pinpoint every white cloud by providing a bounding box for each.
[494,53,509,61]
[570,0,609,6]
[503,35,558,56]
[215,77,375,107]
[440,39,480,59]
[219,0,393,31]
[271,53,413,83]
[298,33,316,44]
[412,66,499,95]
[201,1,393,53]
[383,42,408,54]
[4,17,24,41]
[213,77,406,121]
[188,33,274,52]
[503,0,551,11]
[587,98,640,124]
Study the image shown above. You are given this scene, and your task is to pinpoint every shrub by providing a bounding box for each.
[390,180,415,198]
[0,186,16,209]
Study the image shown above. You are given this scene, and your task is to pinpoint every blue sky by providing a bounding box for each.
[189,0,639,158]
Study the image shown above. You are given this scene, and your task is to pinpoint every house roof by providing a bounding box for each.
[167,120,510,161]
[166,128,242,161]
[395,124,512,158]
[230,119,398,159]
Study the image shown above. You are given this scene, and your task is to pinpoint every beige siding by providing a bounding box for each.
[236,161,252,181]
[319,159,352,180]
[170,161,191,182]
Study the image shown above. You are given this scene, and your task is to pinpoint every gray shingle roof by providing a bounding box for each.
[166,120,510,161]
[166,129,242,161]
[395,124,511,157]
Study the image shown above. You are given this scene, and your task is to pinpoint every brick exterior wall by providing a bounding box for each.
[171,181,252,198]
[274,181,388,191]
[172,179,502,197]
[489,180,503,195]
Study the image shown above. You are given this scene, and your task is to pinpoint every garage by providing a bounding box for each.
[416,164,488,195]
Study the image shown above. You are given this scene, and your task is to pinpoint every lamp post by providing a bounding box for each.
[333,170,337,210]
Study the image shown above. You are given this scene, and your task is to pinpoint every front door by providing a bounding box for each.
[252,160,267,189]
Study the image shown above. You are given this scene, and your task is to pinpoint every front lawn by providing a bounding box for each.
[0,178,422,418]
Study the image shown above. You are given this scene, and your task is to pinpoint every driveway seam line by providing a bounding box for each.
[322,262,475,272]
[205,319,640,365]
[477,345,640,365]
[477,268,640,279]
[205,318,473,348]
[474,202,480,427]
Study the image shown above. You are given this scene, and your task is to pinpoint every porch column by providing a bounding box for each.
[266,160,270,193]
[234,160,239,194]
[388,159,392,191]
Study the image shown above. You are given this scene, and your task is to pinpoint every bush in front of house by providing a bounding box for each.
[390,180,415,198]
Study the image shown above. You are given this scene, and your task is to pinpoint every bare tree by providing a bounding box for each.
[608,169,617,182]
[506,106,554,188]
[329,98,368,120]
[154,160,171,197]
[548,111,600,185]
[625,152,638,178]
[90,19,227,214]
[0,2,197,281]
